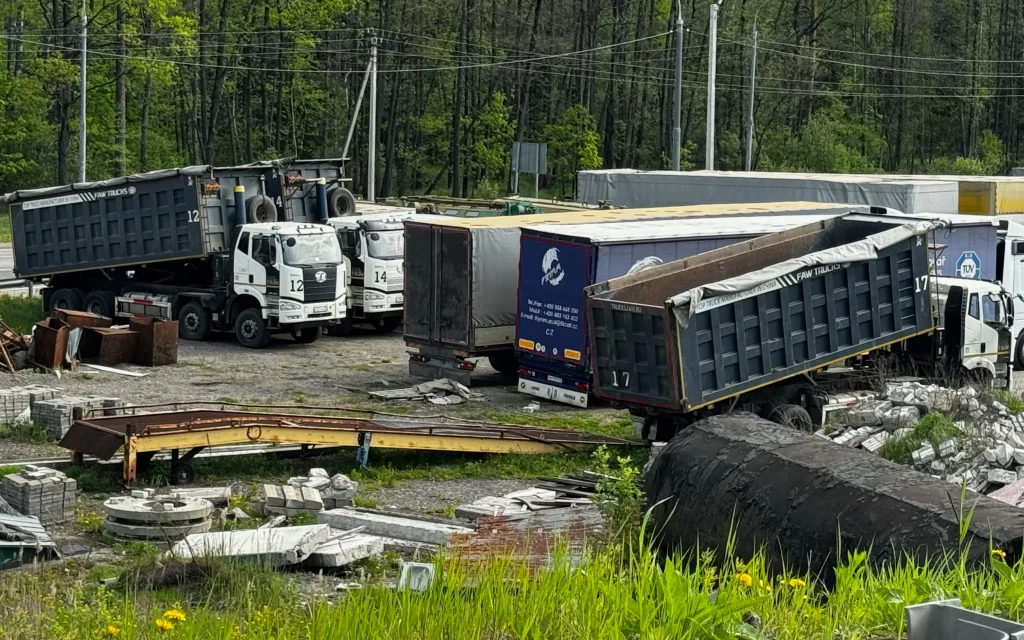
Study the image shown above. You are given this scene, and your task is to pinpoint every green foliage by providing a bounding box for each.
[0,420,51,444]
[352,495,379,508]
[993,389,1024,415]
[0,295,44,335]
[926,155,987,175]
[465,91,514,191]
[543,104,602,196]
[591,445,644,539]
[880,411,962,463]
[979,130,1006,175]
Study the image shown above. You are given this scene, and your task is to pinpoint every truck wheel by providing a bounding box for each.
[327,186,357,217]
[82,291,116,318]
[1015,332,1024,370]
[292,327,321,344]
[371,316,402,333]
[769,404,814,432]
[50,288,84,311]
[326,318,354,337]
[487,352,519,375]
[178,301,211,341]
[245,194,277,223]
[234,308,271,349]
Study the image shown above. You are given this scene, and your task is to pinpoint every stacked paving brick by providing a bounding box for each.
[0,465,77,525]
[0,386,60,424]
[32,396,122,439]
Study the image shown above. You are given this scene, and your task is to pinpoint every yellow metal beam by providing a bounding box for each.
[130,425,566,455]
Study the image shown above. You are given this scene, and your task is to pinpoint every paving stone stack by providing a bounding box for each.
[259,469,359,516]
[0,385,60,424]
[0,465,77,525]
[32,396,122,439]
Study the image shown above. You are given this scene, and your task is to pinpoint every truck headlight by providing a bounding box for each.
[280,301,301,311]
[365,292,385,301]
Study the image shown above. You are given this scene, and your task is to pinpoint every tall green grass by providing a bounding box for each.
[0,213,10,243]
[880,411,962,464]
[2,533,1022,640]
[0,294,44,334]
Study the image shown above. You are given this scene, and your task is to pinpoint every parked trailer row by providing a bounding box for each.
[583,216,1012,439]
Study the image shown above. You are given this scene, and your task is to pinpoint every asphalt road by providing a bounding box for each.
[0,243,13,280]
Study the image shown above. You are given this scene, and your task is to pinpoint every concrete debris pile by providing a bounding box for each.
[169,524,331,566]
[33,395,123,439]
[824,381,1024,505]
[260,469,358,516]
[456,487,588,522]
[0,465,77,525]
[0,385,59,424]
[317,508,473,546]
[103,492,213,539]
[368,378,483,405]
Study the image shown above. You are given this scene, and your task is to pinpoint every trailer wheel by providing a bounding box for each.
[178,301,211,341]
[234,308,271,348]
[292,327,322,344]
[82,291,116,318]
[326,318,354,337]
[371,316,402,333]
[768,404,814,432]
[50,288,84,311]
[172,464,196,486]
[327,186,357,217]
[487,352,519,375]
[245,194,277,223]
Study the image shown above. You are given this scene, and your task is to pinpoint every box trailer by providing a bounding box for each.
[1,166,346,348]
[403,201,861,383]
[585,216,1012,439]
[577,169,959,214]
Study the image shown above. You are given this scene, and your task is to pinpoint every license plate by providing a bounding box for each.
[313,305,328,313]
[518,378,588,408]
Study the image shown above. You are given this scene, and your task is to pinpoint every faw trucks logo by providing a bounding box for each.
[23,185,138,210]
[315,271,327,283]
[541,248,565,286]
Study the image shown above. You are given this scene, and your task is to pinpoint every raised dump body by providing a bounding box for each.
[586,217,934,412]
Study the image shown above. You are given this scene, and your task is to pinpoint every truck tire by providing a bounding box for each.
[234,308,271,349]
[1015,331,1024,370]
[82,291,116,318]
[178,301,211,341]
[292,327,321,344]
[50,288,84,311]
[326,318,354,337]
[487,351,519,375]
[371,316,402,333]
[768,404,814,432]
[327,186,357,217]
[245,194,277,223]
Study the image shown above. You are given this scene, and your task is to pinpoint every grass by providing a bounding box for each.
[0,420,52,444]
[462,408,637,440]
[0,294,44,334]
[352,495,379,508]
[880,411,963,464]
[993,389,1024,415]
[0,212,9,243]
[3,530,1024,639]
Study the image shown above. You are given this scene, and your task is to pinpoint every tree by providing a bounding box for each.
[543,104,602,197]
[465,91,514,196]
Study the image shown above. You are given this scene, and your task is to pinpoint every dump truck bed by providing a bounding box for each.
[586,217,935,410]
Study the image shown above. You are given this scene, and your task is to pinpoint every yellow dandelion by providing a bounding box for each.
[104,625,121,638]
[737,572,753,587]
[992,549,1007,560]
[163,609,187,622]
[155,618,174,631]
[788,577,807,588]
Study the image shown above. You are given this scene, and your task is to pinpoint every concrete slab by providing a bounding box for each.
[104,517,213,540]
[168,524,331,566]
[166,487,232,507]
[283,486,303,509]
[300,486,323,511]
[104,496,213,523]
[305,533,384,567]
[262,484,285,507]
[317,509,473,545]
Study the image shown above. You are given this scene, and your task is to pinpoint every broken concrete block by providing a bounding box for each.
[930,460,947,474]
[283,486,303,510]
[984,448,1000,464]
[911,444,936,465]
[302,477,331,492]
[937,439,958,458]
[846,400,892,428]
[300,486,324,511]
[995,443,1016,468]
[168,524,331,566]
[846,428,879,448]
[330,474,356,491]
[261,484,286,508]
[305,533,384,568]
[317,509,472,545]
[861,432,891,454]
[227,508,251,521]
[988,468,1018,486]
[166,487,232,507]
[309,468,329,479]
[882,406,920,432]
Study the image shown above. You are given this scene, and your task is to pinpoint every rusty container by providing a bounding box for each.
[129,316,178,366]
[53,309,113,330]
[33,317,70,369]
[79,328,139,366]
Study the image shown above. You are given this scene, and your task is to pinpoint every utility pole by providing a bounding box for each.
[671,0,684,171]
[78,0,87,182]
[744,18,758,171]
[367,35,378,202]
[704,0,720,171]
[341,61,371,162]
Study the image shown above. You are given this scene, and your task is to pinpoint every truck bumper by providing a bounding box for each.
[364,292,404,315]
[279,300,345,324]
[518,377,589,408]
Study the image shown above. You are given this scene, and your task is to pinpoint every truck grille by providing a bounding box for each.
[303,266,338,303]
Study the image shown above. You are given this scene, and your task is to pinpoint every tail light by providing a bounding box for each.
[518,368,536,377]
[410,354,428,362]
[458,361,475,371]
[575,382,589,392]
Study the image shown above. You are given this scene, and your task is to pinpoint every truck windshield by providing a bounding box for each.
[281,233,341,266]
[982,294,1005,325]
[366,230,404,260]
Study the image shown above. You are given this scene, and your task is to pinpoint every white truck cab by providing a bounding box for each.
[325,210,413,335]
[933,276,1013,386]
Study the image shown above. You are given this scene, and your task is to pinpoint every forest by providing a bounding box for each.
[0,0,1021,200]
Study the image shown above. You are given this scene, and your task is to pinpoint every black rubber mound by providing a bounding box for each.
[645,413,1024,577]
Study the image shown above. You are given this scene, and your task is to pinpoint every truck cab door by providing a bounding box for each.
[233,231,251,292]
[250,234,280,297]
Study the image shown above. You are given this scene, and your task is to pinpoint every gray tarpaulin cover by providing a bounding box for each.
[471,226,522,328]
[667,220,942,327]
[576,169,959,214]
[0,165,212,204]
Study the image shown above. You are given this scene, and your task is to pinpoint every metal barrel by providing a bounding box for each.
[234,185,246,228]
[316,178,329,222]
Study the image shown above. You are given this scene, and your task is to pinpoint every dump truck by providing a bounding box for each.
[585,215,1013,439]
[219,158,356,224]
[0,166,346,349]
[404,202,860,383]
[324,205,415,335]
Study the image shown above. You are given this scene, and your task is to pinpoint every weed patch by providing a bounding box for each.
[0,420,52,444]
[0,295,44,334]
[993,388,1024,415]
[880,411,962,464]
